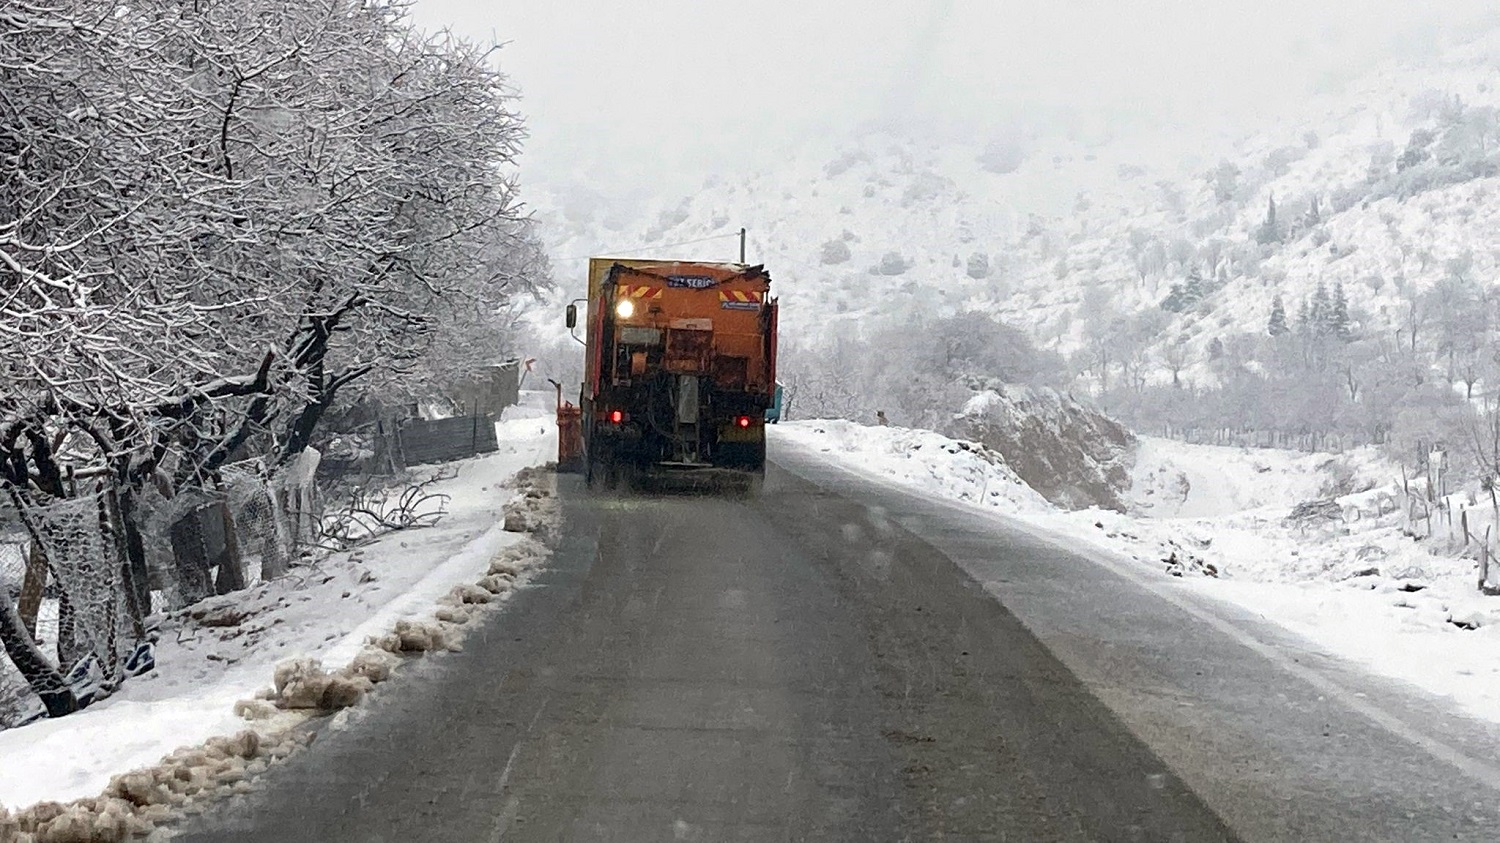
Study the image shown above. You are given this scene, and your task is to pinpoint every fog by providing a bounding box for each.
[410,1,1500,193]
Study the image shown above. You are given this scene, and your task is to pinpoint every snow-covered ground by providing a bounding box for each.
[0,404,557,814]
[777,420,1500,725]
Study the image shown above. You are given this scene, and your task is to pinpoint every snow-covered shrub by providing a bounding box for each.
[977,136,1026,174]
[901,171,950,206]
[819,240,852,265]
[966,252,991,280]
[875,252,908,276]
[823,149,868,177]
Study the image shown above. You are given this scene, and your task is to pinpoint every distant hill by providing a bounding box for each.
[528,28,1500,448]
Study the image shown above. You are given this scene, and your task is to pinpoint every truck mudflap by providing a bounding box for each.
[634,462,764,496]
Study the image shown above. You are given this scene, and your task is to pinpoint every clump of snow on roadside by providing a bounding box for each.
[776,419,1051,515]
[778,421,1500,726]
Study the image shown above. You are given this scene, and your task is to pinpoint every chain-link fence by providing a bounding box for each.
[0,451,322,727]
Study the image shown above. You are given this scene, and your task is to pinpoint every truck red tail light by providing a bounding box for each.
[737,416,751,428]
[609,410,623,424]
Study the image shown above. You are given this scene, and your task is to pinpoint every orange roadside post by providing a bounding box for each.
[550,379,584,472]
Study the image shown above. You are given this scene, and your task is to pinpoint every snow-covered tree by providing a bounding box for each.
[1255,195,1282,245]
[1309,283,1331,336]
[2,0,547,485]
[1208,161,1241,204]
[1268,296,1290,337]
[1329,283,1352,342]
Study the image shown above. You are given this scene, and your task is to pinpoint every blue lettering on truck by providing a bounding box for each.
[667,275,717,289]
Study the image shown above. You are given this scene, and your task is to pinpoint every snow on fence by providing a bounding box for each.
[0,452,322,728]
[394,414,499,467]
[1154,426,1372,453]
[1393,461,1500,596]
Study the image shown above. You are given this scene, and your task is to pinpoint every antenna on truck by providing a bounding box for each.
[739,227,747,263]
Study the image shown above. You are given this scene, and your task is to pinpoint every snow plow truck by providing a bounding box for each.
[560,258,779,492]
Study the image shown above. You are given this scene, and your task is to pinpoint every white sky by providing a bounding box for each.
[407,1,1500,192]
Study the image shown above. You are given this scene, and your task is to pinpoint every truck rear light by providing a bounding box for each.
[609,410,624,424]
[737,416,751,428]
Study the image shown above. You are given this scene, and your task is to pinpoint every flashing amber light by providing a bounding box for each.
[737,416,751,428]
[610,410,624,424]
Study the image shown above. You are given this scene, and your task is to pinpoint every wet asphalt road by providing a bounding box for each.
[176,445,1500,842]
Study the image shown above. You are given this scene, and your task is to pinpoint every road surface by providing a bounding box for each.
[177,442,1500,841]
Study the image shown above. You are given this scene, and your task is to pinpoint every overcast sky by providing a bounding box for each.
[407,1,1500,193]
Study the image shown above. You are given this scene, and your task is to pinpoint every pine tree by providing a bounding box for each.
[1160,270,1208,313]
[1330,282,1351,341]
[1160,283,1186,313]
[1296,297,1311,335]
[1268,295,1290,336]
[1183,270,1205,303]
[1310,282,1330,336]
[1256,195,1282,245]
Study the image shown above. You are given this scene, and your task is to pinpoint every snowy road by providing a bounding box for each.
[173,443,1500,841]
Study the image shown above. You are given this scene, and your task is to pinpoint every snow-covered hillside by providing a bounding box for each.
[532,129,1192,341]
[532,27,1500,393]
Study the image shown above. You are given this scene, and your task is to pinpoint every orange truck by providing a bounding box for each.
[563,258,779,491]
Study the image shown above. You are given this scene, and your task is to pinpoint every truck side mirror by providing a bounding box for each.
[565,303,577,329]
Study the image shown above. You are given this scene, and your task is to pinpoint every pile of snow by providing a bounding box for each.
[777,421,1500,727]
[776,420,1051,516]
[0,414,560,831]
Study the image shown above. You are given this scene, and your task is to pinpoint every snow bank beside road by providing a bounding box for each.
[0,411,557,815]
[776,422,1500,726]
[775,420,1052,516]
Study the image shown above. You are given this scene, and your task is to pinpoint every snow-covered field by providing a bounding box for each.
[777,420,1500,725]
[0,407,557,815]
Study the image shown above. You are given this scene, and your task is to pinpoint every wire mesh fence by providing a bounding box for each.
[0,453,321,727]
[1152,426,1372,453]
[1,426,477,727]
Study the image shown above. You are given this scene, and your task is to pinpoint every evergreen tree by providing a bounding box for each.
[1309,282,1331,336]
[1268,295,1290,336]
[1184,270,1205,302]
[1256,195,1282,245]
[1160,283,1187,313]
[1330,282,1351,341]
[1160,270,1208,313]
[1296,297,1311,335]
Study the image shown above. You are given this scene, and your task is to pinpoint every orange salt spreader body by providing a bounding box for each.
[561,258,778,492]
